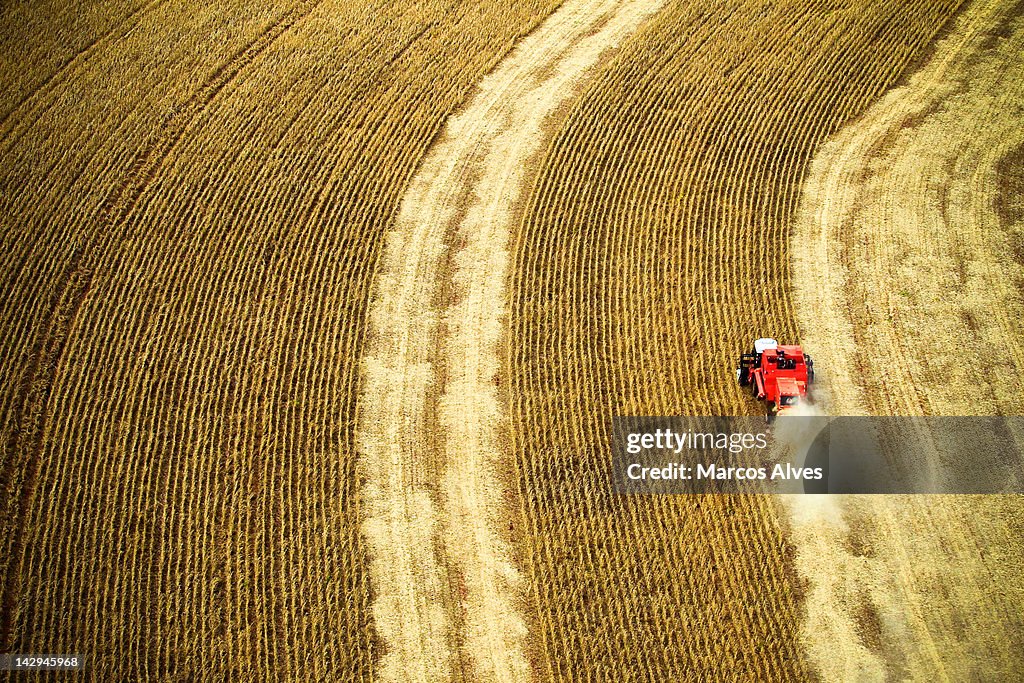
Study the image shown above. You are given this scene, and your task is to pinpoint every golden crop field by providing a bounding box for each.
[2,0,1023,680]
[508,0,969,679]
[0,0,563,678]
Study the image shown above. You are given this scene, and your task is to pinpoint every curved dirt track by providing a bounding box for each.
[355,1,662,680]
[791,0,1024,678]
[795,0,1024,418]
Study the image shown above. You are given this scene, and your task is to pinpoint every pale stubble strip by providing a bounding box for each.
[357,1,663,681]
[787,0,1024,680]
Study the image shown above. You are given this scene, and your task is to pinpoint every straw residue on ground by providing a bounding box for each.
[791,0,1024,677]
[357,1,662,680]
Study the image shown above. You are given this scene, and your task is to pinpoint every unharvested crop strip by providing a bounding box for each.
[0,0,166,141]
[0,0,573,677]
[0,3,319,653]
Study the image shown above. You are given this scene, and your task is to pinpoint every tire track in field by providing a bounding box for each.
[791,0,1024,678]
[356,0,662,679]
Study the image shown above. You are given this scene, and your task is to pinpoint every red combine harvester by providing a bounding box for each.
[736,338,814,420]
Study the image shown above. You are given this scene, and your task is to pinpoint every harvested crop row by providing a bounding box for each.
[791,0,1024,677]
[0,0,564,679]
[357,1,662,680]
[509,0,961,678]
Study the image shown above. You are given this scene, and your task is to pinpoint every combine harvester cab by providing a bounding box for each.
[736,338,814,421]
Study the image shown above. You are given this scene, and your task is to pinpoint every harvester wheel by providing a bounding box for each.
[737,365,749,386]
